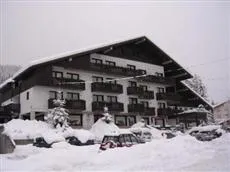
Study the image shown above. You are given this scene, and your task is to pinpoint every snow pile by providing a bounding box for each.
[2,133,230,171]
[90,118,120,142]
[130,121,163,139]
[3,119,95,144]
[188,125,222,133]
[3,119,52,140]
[63,128,95,143]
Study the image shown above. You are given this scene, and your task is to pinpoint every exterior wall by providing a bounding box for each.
[214,100,230,122]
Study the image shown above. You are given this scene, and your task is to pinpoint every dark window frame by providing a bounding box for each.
[105,60,116,66]
[69,114,83,127]
[140,85,148,91]
[66,73,79,80]
[26,92,29,100]
[128,81,137,87]
[157,87,165,93]
[93,94,104,102]
[92,76,103,83]
[91,58,103,64]
[52,71,63,78]
[66,92,80,100]
[127,64,136,70]
[129,97,138,104]
[107,96,117,103]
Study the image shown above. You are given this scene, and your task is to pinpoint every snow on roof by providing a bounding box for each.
[213,100,230,108]
[178,107,211,115]
[181,81,213,109]
[0,35,145,89]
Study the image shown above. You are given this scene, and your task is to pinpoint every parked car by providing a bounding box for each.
[189,125,223,141]
[99,133,144,151]
[66,136,94,146]
[130,127,152,142]
[33,137,52,148]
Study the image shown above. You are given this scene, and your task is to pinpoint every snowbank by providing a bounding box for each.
[90,118,120,141]
[188,125,222,133]
[3,119,51,140]
[3,119,95,144]
[2,133,230,171]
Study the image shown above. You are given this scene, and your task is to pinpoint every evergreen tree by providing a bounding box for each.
[45,92,69,130]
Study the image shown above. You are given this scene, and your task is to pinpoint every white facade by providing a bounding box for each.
[1,53,172,129]
[214,100,230,122]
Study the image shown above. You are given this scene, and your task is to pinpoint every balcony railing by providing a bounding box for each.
[137,75,175,85]
[92,101,124,112]
[138,90,155,99]
[127,86,144,95]
[144,107,156,116]
[48,99,86,110]
[3,103,20,113]
[156,92,181,102]
[89,63,146,77]
[157,108,182,117]
[128,104,145,113]
[91,82,123,94]
[51,77,85,90]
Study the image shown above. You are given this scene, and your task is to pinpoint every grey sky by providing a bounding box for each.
[0,1,229,104]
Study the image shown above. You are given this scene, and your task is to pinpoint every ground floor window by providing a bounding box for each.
[115,116,126,126]
[155,119,164,126]
[115,116,136,127]
[69,114,82,127]
[142,117,150,125]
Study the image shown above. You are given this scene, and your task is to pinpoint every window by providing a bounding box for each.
[157,87,165,93]
[128,81,137,87]
[69,114,82,127]
[67,92,79,100]
[127,116,136,126]
[142,117,150,125]
[106,78,116,84]
[141,101,149,108]
[66,73,79,80]
[52,71,63,78]
[107,96,117,103]
[105,60,116,66]
[115,116,127,126]
[93,95,104,102]
[92,76,103,82]
[158,102,166,109]
[127,64,136,70]
[140,85,148,91]
[26,92,29,100]
[49,91,63,99]
[156,72,164,77]
[91,58,102,64]
[129,97,138,104]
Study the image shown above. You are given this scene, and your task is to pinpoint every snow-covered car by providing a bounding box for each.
[130,127,152,142]
[99,133,144,151]
[189,125,223,141]
[66,136,94,146]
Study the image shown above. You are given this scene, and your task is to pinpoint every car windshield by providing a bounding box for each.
[103,136,119,143]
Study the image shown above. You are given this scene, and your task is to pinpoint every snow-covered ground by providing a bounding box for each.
[1,133,230,171]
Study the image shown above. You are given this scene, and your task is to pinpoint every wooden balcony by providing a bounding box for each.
[127,86,144,95]
[156,92,181,102]
[48,99,86,110]
[51,77,85,90]
[144,107,156,116]
[138,90,155,99]
[157,108,182,117]
[3,103,20,113]
[89,63,146,77]
[128,104,145,113]
[92,101,124,112]
[137,75,175,85]
[91,82,123,94]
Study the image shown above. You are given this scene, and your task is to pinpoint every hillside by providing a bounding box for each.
[0,65,21,84]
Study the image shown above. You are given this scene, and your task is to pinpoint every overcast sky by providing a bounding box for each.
[0,1,229,104]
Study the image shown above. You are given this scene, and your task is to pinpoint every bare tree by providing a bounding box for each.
[185,74,208,100]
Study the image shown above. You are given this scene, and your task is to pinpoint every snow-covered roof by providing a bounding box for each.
[178,107,211,115]
[181,81,213,109]
[213,100,230,108]
[0,35,145,89]
[0,35,193,90]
